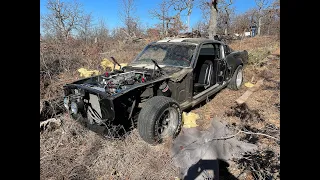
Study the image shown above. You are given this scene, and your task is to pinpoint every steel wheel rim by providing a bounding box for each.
[236,68,243,88]
[156,107,179,138]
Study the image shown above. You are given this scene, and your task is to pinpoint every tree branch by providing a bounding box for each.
[209,129,279,141]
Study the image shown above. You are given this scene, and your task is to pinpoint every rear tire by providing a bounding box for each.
[137,96,182,145]
[228,65,243,90]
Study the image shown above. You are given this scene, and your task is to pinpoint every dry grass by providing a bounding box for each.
[40,35,280,179]
[229,36,278,51]
[40,115,178,180]
[40,39,149,101]
[229,36,280,65]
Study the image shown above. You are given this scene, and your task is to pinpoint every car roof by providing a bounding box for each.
[156,38,224,45]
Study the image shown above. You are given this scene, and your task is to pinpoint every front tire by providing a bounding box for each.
[137,96,182,145]
[228,65,243,90]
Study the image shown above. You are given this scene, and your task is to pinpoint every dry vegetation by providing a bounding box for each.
[40,39,150,101]
[40,0,280,178]
[40,36,280,180]
[40,115,178,180]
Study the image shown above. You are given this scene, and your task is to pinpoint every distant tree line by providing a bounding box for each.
[40,0,280,42]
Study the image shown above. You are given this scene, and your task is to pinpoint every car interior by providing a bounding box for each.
[193,43,221,95]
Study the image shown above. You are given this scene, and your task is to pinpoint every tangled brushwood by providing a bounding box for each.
[225,103,265,122]
[237,150,280,179]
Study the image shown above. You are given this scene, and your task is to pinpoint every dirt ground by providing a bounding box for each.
[192,53,280,179]
[40,36,280,180]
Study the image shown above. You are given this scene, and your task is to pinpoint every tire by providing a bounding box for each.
[137,96,182,145]
[228,65,243,90]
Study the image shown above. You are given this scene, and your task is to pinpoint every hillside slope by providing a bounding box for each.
[40,36,280,180]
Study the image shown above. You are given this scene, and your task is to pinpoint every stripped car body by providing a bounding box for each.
[63,38,248,144]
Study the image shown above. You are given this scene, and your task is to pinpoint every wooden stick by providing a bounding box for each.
[236,79,264,105]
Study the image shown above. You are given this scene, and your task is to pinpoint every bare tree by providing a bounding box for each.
[208,0,219,39]
[272,0,280,17]
[192,20,208,36]
[78,13,93,43]
[170,0,194,32]
[149,0,177,37]
[219,0,234,35]
[259,0,279,36]
[255,0,269,36]
[168,15,188,36]
[199,0,210,23]
[41,0,85,40]
[149,0,188,37]
[119,0,139,37]
[93,18,109,43]
[149,0,171,37]
[271,0,280,37]
[232,10,253,36]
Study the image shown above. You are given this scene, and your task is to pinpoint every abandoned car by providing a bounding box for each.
[63,38,248,145]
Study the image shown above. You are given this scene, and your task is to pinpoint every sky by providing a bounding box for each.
[40,0,258,33]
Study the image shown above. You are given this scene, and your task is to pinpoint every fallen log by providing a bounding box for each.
[236,79,264,105]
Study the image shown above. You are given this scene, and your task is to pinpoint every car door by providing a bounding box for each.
[215,43,227,84]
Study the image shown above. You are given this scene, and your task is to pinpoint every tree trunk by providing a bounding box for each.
[257,16,262,36]
[162,11,165,37]
[165,20,169,36]
[208,0,218,39]
[64,32,69,41]
[225,11,229,35]
[187,15,190,32]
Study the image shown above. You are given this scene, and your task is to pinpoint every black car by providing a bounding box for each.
[63,38,248,145]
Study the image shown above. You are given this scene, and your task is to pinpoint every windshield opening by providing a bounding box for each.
[131,43,196,67]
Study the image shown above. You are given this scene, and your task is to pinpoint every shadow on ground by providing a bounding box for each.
[72,112,136,140]
[183,92,220,113]
[184,159,238,180]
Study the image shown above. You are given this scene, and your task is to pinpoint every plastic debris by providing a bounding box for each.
[172,118,258,179]
[77,68,100,78]
[244,82,255,88]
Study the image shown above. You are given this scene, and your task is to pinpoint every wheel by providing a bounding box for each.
[228,65,243,90]
[137,96,182,145]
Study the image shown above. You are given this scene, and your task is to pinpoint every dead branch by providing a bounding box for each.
[239,130,279,141]
[208,131,242,141]
[209,129,279,141]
